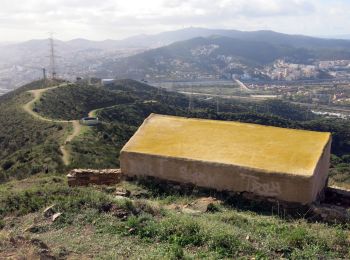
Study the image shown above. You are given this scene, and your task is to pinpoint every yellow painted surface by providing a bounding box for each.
[123,114,331,176]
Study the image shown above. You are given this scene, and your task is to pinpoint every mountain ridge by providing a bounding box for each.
[96,35,349,80]
[3,27,350,51]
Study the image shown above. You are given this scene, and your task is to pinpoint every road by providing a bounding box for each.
[234,79,251,92]
[291,101,350,115]
[22,84,81,166]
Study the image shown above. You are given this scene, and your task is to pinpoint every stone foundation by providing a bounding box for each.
[67,169,123,186]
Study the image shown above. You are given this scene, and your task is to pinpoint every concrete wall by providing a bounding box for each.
[120,140,331,204]
[310,138,332,201]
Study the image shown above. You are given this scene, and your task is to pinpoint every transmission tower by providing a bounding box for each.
[49,33,57,79]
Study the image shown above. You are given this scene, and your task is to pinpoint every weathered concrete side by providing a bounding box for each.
[310,138,332,201]
[120,150,329,204]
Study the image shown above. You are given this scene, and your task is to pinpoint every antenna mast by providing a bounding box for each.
[49,33,57,79]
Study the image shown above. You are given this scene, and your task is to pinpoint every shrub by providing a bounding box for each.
[209,232,242,257]
[159,216,204,246]
[0,220,5,229]
[168,244,185,260]
[284,227,315,249]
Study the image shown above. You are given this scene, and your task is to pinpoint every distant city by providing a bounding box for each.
[1,28,350,119]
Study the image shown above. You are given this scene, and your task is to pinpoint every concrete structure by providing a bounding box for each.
[120,114,331,204]
[80,117,100,126]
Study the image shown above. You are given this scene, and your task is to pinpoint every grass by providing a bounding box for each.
[0,174,349,259]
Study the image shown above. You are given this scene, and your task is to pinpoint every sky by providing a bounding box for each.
[0,0,350,42]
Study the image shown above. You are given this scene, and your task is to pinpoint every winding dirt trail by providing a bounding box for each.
[22,84,81,166]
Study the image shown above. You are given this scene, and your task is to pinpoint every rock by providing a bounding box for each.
[115,188,131,197]
[52,213,62,222]
[115,195,129,200]
[185,197,222,213]
[181,208,202,215]
[58,247,70,258]
[31,238,49,250]
[9,236,26,246]
[165,204,182,211]
[311,204,350,223]
[25,225,46,233]
[43,204,56,218]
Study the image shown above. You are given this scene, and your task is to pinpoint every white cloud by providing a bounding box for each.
[0,0,348,41]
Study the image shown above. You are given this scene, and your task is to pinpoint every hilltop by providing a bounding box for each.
[0,79,349,258]
[1,79,350,186]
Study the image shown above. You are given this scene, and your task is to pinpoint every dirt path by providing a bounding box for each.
[88,109,97,117]
[22,84,81,166]
[60,121,81,165]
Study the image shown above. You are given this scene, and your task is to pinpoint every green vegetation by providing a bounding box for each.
[0,174,349,259]
[35,84,134,120]
[0,80,67,182]
[1,79,349,188]
[0,79,349,258]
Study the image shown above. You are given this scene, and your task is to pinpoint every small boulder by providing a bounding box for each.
[115,195,130,200]
[31,238,49,250]
[52,213,62,222]
[43,204,56,218]
[185,197,222,213]
[181,208,202,215]
[115,188,131,197]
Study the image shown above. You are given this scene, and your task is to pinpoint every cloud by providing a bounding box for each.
[0,0,348,41]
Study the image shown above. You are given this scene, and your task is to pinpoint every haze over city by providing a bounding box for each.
[1,0,350,41]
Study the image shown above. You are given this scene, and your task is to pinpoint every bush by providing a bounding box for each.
[168,244,185,260]
[209,232,243,257]
[0,220,5,229]
[160,216,204,246]
[1,161,14,171]
[284,227,316,249]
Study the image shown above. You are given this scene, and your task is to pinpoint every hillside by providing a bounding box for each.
[1,79,350,187]
[0,80,68,182]
[0,79,349,258]
[97,35,350,80]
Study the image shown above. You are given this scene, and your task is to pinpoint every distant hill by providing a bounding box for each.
[117,27,350,49]
[2,27,350,63]
[3,28,350,91]
[96,35,350,80]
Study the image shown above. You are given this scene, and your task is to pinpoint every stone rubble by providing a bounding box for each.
[67,169,123,186]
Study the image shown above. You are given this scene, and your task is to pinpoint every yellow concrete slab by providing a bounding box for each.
[122,114,331,177]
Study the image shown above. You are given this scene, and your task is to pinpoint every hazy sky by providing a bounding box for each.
[1,0,349,41]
